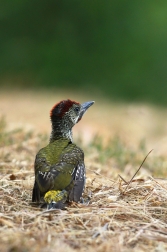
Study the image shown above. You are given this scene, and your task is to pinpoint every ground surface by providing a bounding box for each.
[1,90,167,252]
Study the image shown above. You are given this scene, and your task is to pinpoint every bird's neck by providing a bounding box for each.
[50,122,73,143]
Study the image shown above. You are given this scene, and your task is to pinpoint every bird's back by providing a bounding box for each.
[32,138,85,202]
[35,138,84,170]
[37,138,71,166]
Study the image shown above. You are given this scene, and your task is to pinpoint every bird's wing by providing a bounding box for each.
[32,153,80,202]
[36,159,76,189]
[68,162,86,202]
[32,144,85,203]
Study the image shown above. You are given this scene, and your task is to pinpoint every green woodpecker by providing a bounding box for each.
[32,99,94,209]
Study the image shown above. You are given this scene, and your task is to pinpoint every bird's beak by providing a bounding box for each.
[78,101,95,122]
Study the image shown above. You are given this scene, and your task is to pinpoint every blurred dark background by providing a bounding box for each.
[1,0,167,105]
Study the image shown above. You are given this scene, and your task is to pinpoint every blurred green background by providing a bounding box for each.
[1,0,167,105]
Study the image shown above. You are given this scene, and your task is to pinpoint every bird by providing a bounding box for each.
[32,99,94,209]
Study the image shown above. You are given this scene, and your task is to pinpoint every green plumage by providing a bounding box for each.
[32,99,94,209]
[32,138,85,203]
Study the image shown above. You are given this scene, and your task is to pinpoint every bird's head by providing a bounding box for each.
[50,99,94,129]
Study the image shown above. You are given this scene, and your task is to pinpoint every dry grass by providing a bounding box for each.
[1,114,167,252]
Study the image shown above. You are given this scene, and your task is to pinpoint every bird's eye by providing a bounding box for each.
[74,107,79,113]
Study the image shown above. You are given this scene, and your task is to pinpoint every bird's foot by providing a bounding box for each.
[47,201,66,210]
[79,197,91,205]
[44,190,68,209]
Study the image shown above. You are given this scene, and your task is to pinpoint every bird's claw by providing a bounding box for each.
[47,201,66,210]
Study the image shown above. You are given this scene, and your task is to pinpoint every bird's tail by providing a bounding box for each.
[32,180,41,202]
